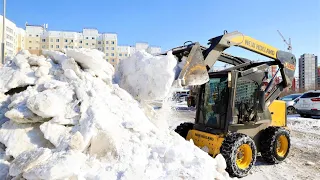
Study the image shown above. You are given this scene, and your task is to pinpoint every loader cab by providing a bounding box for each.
[194,65,269,135]
[194,71,230,133]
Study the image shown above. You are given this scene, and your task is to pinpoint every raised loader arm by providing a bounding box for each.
[168,31,296,105]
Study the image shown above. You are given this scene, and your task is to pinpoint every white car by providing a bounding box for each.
[294,91,320,118]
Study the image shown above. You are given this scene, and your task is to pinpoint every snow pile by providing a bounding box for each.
[0,49,233,180]
[287,115,320,135]
[115,50,178,101]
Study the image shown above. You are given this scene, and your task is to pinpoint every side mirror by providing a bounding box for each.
[257,90,265,112]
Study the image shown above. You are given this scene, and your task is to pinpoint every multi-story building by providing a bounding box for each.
[0,15,26,59]
[16,28,26,52]
[25,24,46,55]
[317,66,320,89]
[1,17,162,67]
[299,53,318,90]
[295,77,299,90]
[130,42,161,55]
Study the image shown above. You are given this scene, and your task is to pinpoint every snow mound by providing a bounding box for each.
[288,115,320,135]
[115,50,178,101]
[0,49,233,180]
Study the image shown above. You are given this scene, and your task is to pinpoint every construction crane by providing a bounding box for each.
[277,30,292,53]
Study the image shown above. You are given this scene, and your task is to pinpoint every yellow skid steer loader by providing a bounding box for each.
[163,31,296,177]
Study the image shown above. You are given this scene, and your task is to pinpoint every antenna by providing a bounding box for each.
[277,30,292,53]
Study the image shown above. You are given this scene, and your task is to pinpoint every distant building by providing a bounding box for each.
[0,15,26,58]
[0,16,162,67]
[299,53,318,90]
[317,67,320,89]
[295,77,299,90]
[130,42,161,55]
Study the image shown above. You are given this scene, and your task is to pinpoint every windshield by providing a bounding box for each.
[281,94,301,101]
[300,92,320,98]
[201,76,228,128]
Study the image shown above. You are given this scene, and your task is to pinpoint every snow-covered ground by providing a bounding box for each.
[168,107,320,180]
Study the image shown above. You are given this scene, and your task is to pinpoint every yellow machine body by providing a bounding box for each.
[185,100,287,157]
[268,100,287,127]
[186,129,224,157]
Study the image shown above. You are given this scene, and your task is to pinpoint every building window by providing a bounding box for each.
[56,39,60,42]
[119,53,122,56]
[92,37,95,40]
[29,41,32,43]
[112,59,115,62]
[86,43,88,45]
[79,46,82,48]
[106,41,109,44]
[51,45,53,48]
[36,35,39,37]
[65,39,68,42]
[42,39,46,42]
[29,47,31,49]
[29,34,32,37]
[65,46,68,48]
[98,48,101,50]
[106,59,109,62]
[79,40,82,43]
[70,46,73,49]
[42,45,46,48]
[111,41,115,44]
[106,47,109,50]
[56,45,59,48]
[86,37,89,39]
[71,40,74,43]
[36,47,38,50]
[111,53,114,56]
[50,39,53,42]
[125,54,127,56]
[92,43,95,45]
[98,41,101,44]
[106,53,109,56]
[111,47,115,50]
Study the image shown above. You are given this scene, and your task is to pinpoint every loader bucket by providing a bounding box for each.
[177,43,209,86]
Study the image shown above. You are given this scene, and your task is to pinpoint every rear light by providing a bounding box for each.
[312,108,318,111]
[311,98,320,102]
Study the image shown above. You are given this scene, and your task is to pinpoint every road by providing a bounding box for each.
[167,108,320,180]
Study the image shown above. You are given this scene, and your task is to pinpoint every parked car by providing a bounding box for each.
[280,93,302,114]
[294,91,320,118]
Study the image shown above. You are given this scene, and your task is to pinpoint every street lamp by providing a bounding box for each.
[1,0,6,65]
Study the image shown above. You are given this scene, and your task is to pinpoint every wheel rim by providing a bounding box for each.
[276,135,289,157]
[236,144,252,169]
[287,107,295,114]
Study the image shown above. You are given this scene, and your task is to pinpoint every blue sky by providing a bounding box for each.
[1,0,320,68]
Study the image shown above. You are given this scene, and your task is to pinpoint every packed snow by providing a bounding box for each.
[114,50,178,101]
[0,49,233,179]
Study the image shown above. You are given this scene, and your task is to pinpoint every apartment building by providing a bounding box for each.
[130,42,161,55]
[0,15,26,59]
[25,24,45,55]
[299,53,318,90]
[1,16,162,67]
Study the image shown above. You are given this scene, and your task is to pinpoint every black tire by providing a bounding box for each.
[287,106,296,115]
[174,122,194,139]
[220,133,257,178]
[260,127,290,164]
[300,114,311,118]
[305,114,312,118]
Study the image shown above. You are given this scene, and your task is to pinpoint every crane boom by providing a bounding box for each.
[277,30,292,52]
